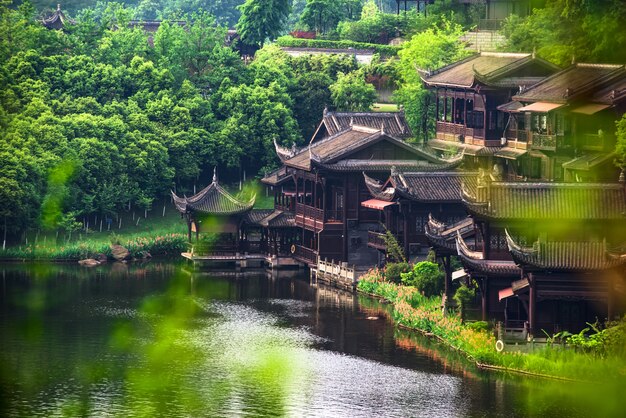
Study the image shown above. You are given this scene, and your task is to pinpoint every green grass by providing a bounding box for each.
[357,268,626,382]
[372,103,399,112]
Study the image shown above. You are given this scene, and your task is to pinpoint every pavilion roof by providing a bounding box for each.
[455,232,522,277]
[313,110,412,140]
[513,63,625,104]
[171,169,255,216]
[461,181,626,220]
[282,125,443,171]
[506,231,626,272]
[421,52,557,89]
[42,4,75,29]
[261,166,293,186]
[318,157,462,172]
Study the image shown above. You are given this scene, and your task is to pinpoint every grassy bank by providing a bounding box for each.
[357,269,626,383]
[1,182,274,261]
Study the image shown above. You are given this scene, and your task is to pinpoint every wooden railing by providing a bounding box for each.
[295,202,326,231]
[580,133,604,150]
[506,129,528,142]
[293,244,318,265]
[317,257,357,285]
[367,231,387,250]
[531,133,563,150]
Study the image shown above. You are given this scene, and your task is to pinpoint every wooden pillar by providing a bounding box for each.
[187,220,192,242]
[463,90,468,131]
[295,174,299,202]
[481,277,489,321]
[402,204,409,259]
[322,182,327,213]
[528,273,536,337]
[444,255,452,299]
[435,90,440,121]
[342,176,348,262]
[607,278,615,321]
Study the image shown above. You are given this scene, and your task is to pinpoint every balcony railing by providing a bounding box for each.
[506,129,528,142]
[531,133,563,150]
[292,244,318,266]
[367,231,387,250]
[580,133,605,150]
[295,202,325,231]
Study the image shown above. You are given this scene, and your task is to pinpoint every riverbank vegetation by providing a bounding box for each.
[357,269,626,382]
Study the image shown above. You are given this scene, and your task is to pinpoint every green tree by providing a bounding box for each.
[394,19,469,140]
[236,0,291,47]
[330,70,376,112]
[401,261,444,297]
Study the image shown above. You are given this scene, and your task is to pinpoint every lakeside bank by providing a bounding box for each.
[356,268,626,383]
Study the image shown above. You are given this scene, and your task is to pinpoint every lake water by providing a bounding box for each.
[0,261,623,417]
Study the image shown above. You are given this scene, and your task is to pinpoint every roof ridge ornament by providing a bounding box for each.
[212,166,218,184]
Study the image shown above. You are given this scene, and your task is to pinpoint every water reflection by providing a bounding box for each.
[0,262,624,417]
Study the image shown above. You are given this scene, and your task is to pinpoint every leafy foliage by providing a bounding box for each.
[236,0,291,47]
[383,262,410,283]
[275,35,400,56]
[400,261,443,297]
[330,70,376,111]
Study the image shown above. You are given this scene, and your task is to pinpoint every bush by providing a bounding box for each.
[466,321,490,333]
[400,261,443,296]
[384,262,410,283]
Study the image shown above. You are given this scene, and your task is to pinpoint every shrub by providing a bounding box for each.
[466,321,490,333]
[384,262,410,283]
[400,261,444,296]
[454,284,475,321]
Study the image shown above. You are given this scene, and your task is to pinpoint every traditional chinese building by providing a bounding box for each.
[362,167,471,259]
[41,4,75,30]
[171,169,255,252]
[263,112,461,267]
[498,63,626,182]
[444,172,626,335]
[421,52,559,169]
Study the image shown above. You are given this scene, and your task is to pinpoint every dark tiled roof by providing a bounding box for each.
[245,210,296,228]
[494,147,527,160]
[42,5,75,29]
[423,52,533,88]
[318,111,412,139]
[284,126,441,171]
[561,153,614,171]
[363,173,396,201]
[590,74,626,104]
[506,231,626,271]
[462,182,626,220]
[425,216,474,254]
[172,172,255,215]
[261,166,293,186]
[456,232,521,277]
[244,209,274,224]
[393,172,477,202]
[513,63,624,104]
[318,158,462,172]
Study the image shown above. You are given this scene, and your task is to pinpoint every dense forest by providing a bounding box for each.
[2,0,626,243]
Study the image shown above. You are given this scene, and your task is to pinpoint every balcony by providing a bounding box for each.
[292,244,318,266]
[295,202,325,232]
[436,121,475,141]
[531,133,564,151]
[505,129,528,143]
[580,133,605,151]
[367,231,403,252]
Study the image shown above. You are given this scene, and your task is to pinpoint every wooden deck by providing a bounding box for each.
[181,252,302,269]
[310,258,361,291]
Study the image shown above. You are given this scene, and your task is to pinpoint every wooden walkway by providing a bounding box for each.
[310,258,359,291]
[181,252,302,269]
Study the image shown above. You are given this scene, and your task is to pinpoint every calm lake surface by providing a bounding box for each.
[0,261,623,417]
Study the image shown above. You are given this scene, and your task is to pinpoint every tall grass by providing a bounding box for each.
[357,269,626,382]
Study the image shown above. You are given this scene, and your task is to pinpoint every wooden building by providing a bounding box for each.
[441,171,626,335]
[362,168,471,259]
[498,63,626,182]
[263,112,461,267]
[41,4,75,30]
[422,52,559,169]
[171,169,255,252]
